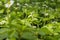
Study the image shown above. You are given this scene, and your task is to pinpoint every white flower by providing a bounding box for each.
[44,13,48,16]
[5,4,9,8]
[52,21,57,24]
[5,0,14,8]
[0,20,6,25]
[32,26,36,28]
[25,3,28,6]
[17,3,20,5]
[10,0,14,4]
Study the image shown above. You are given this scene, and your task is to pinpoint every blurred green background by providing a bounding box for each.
[0,0,60,40]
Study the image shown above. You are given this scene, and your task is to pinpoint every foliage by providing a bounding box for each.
[0,0,60,40]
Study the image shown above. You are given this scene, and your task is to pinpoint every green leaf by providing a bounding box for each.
[21,32,37,40]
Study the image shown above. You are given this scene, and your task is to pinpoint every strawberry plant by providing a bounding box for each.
[0,0,60,40]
